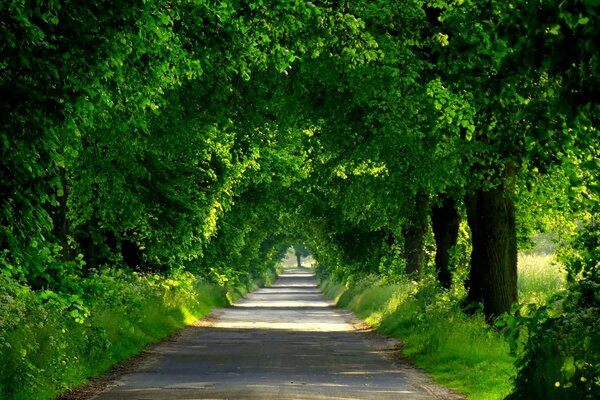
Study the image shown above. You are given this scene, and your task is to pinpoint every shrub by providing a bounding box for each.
[506,224,600,399]
[0,268,233,400]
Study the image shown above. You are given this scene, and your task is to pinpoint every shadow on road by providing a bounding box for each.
[90,269,456,400]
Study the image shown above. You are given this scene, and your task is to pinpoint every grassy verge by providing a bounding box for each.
[226,267,280,304]
[0,267,278,400]
[518,238,565,305]
[319,249,566,400]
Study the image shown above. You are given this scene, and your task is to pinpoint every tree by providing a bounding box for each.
[294,244,310,268]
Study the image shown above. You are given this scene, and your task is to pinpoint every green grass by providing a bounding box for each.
[321,276,515,399]
[518,249,566,305]
[0,268,277,400]
[320,242,568,400]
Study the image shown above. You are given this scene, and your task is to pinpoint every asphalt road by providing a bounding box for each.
[91,268,460,400]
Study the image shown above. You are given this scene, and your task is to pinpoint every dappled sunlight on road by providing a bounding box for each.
[93,268,439,399]
[212,319,352,331]
[216,270,350,331]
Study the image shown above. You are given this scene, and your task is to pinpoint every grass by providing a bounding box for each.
[0,268,278,400]
[518,235,566,304]
[321,276,515,399]
[319,237,567,400]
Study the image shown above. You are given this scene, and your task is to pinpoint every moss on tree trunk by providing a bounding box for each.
[431,196,460,288]
[404,191,430,276]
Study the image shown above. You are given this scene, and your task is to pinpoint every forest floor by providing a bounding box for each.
[62,268,462,400]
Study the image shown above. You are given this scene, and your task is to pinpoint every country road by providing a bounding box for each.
[89,268,460,400]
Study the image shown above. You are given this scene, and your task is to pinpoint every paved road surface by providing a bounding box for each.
[92,269,458,400]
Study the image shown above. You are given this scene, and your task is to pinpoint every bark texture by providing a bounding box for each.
[431,196,460,288]
[465,184,518,318]
[404,191,430,276]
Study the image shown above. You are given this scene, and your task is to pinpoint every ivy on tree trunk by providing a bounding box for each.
[431,196,460,289]
[404,191,430,277]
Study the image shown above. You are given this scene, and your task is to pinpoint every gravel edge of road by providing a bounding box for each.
[59,280,465,400]
[333,307,466,400]
[56,311,224,400]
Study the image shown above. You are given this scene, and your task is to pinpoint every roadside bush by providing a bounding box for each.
[506,225,600,399]
[319,270,514,399]
[0,268,232,400]
[505,281,600,400]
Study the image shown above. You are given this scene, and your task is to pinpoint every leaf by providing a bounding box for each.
[548,24,561,35]
[561,356,576,380]
[577,17,590,25]
[160,12,171,25]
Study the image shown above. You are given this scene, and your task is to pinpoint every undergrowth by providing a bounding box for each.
[320,275,515,400]
[318,247,567,400]
[0,266,277,400]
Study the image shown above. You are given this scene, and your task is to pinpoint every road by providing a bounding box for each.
[91,268,460,400]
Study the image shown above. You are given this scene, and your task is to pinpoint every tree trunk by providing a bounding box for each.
[296,252,302,268]
[431,196,460,288]
[404,191,430,276]
[465,182,518,318]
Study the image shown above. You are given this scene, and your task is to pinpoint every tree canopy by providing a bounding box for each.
[0,0,600,396]
[2,0,599,309]
[1,0,599,395]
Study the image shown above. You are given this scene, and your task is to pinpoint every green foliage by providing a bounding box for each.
[559,223,600,282]
[505,224,600,399]
[319,271,515,400]
[0,0,363,286]
[294,243,310,258]
[504,282,600,399]
[0,268,237,400]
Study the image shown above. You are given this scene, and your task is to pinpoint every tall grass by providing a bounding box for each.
[0,267,277,400]
[518,236,566,305]
[319,237,567,400]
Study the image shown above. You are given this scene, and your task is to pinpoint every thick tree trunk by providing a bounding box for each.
[465,183,518,318]
[431,196,460,288]
[404,191,430,276]
[296,252,302,268]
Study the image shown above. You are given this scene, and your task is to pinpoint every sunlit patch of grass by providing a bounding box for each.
[400,311,515,400]
[320,275,515,400]
[338,282,401,326]
[518,245,566,305]
[320,279,347,304]
[0,268,275,400]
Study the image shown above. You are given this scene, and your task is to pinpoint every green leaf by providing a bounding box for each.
[578,17,590,25]
[548,24,561,35]
[561,356,576,380]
